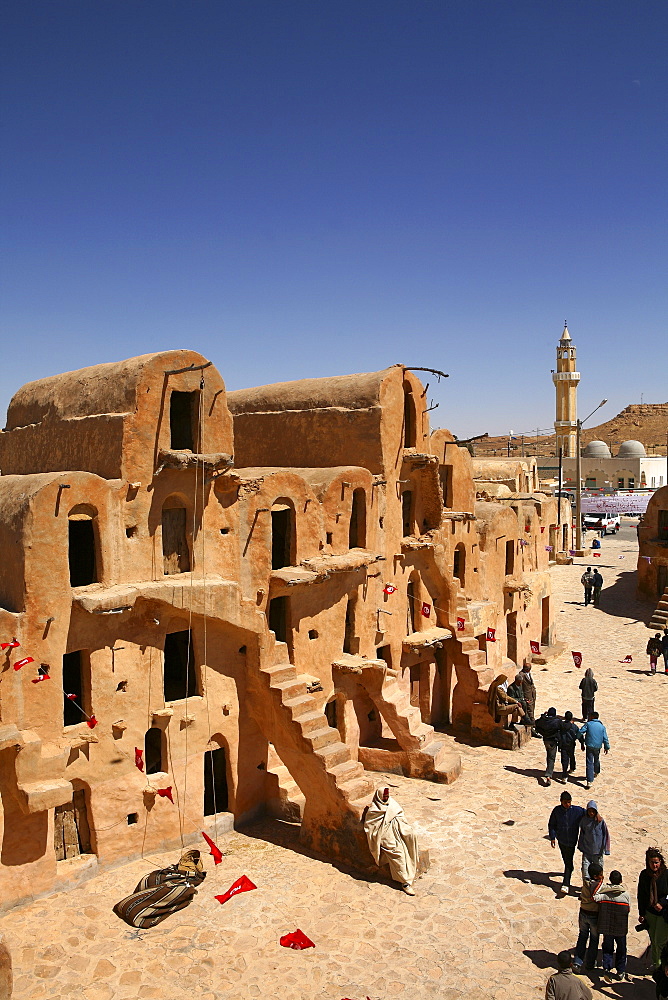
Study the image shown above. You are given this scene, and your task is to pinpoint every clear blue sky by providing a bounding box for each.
[2,1,666,438]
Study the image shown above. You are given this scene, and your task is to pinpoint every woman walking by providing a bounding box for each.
[579,668,598,721]
[646,634,663,675]
[637,848,668,969]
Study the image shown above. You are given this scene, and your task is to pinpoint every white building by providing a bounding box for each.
[538,439,666,491]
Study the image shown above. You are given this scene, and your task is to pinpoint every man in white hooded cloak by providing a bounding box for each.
[363,787,419,894]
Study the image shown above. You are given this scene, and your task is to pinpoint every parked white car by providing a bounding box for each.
[583,513,621,535]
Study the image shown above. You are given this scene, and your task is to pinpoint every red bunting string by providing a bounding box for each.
[421,602,431,618]
[486,628,496,642]
[456,617,465,631]
[215,874,257,905]
[86,716,98,729]
[383,584,397,595]
[1,640,20,650]
[530,641,540,655]
[571,651,583,668]
[157,786,174,803]
[280,929,315,950]
[134,747,144,772]
[66,693,77,699]
[14,657,34,671]
[202,830,223,865]
[31,673,50,684]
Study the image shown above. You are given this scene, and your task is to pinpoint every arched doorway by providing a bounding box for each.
[204,745,229,816]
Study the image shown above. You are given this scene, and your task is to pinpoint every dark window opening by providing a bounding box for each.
[69,519,97,587]
[541,596,550,647]
[54,788,92,861]
[348,489,367,549]
[505,539,515,576]
[410,665,420,707]
[407,580,417,633]
[402,491,414,536]
[127,813,138,825]
[376,644,392,669]
[170,390,198,451]
[404,384,417,448]
[326,531,333,546]
[126,525,137,538]
[440,466,453,508]
[271,506,293,569]
[63,650,86,726]
[163,630,198,702]
[144,727,164,775]
[507,611,518,664]
[343,595,356,653]
[454,544,465,585]
[308,629,318,640]
[204,746,228,815]
[367,709,377,722]
[325,699,338,730]
[162,505,190,575]
[268,597,289,645]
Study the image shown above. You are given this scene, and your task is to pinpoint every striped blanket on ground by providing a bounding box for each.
[113,855,207,929]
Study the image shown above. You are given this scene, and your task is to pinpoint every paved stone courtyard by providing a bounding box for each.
[3,524,667,1000]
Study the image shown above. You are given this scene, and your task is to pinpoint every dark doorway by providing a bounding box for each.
[348,489,366,549]
[507,612,518,664]
[454,544,465,586]
[325,698,338,730]
[440,466,453,508]
[144,727,164,775]
[402,491,414,536]
[170,391,198,451]
[271,506,293,569]
[268,597,289,645]
[659,510,668,542]
[404,384,417,447]
[343,595,357,653]
[505,540,515,576]
[376,644,392,669]
[541,597,550,646]
[63,650,86,726]
[69,518,97,587]
[54,788,92,861]
[162,504,190,575]
[204,746,228,815]
[163,630,198,702]
[406,579,418,633]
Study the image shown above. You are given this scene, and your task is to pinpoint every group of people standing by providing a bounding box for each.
[580,567,604,607]
[534,674,609,790]
[646,629,668,674]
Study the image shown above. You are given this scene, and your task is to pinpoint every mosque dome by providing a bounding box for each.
[582,440,611,459]
[617,439,646,458]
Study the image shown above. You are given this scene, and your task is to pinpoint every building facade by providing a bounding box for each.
[0,352,563,909]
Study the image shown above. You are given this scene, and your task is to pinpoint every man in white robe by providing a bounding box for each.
[363,787,419,894]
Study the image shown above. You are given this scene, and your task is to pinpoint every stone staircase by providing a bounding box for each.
[248,638,375,864]
[649,587,668,630]
[265,744,305,821]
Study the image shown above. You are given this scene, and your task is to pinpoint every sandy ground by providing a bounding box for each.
[2,524,667,1000]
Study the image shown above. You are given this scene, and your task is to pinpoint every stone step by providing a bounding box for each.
[293,710,328,735]
[271,641,290,666]
[262,663,296,685]
[339,775,375,803]
[306,726,340,750]
[272,677,308,700]
[283,694,316,714]
[314,741,351,769]
[330,759,365,783]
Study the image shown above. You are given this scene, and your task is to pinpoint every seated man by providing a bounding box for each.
[487,674,525,730]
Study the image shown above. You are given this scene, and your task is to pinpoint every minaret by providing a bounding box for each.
[552,322,580,457]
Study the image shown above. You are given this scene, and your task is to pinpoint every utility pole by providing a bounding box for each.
[575,398,608,554]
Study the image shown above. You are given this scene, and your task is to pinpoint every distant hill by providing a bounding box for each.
[470,402,668,457]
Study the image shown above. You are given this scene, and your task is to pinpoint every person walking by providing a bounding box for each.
[548,791,585,892]
[637,848,668,970]
[647,634,663,675]
[578,801,610,882]
[581,567,595,606]
[578,711,609,789]
[545,951,593,1000]
[363,787,420,895]
[520,662,537,730]
[573,861,604,973]
[535,707,561,786]
[559,712,581,779]
[594,870,631,983]
[578,669,598,722]
[662,629,668,674]
[592,569,604,608]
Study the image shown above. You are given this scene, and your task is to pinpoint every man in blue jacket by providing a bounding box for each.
[579,712,610,789]
[548,791,586,893]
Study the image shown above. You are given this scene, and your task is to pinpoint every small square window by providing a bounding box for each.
[127,813,138,825]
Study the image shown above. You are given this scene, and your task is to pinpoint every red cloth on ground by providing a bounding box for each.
[619,655,632,663]
[201,831,223,864]
[280,929,315,950]
[215,875,257,905]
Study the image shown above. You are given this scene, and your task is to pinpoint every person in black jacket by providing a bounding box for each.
[638,848,668,970]
[559,711,581,780]
[535,707,561,786]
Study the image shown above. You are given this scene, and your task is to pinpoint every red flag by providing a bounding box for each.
[1,640,20,650]
[214,874,257,905]
[540,526,545,533]
[31,673,50,684]
[421,602,431,618]
[66,693,77,699]
[571,651,583,668]
[157,786,174,803]
[456,617,465,631]
[530,640,540,655]
[14,656,34,671]
[135,747,144,772]
[86,716,98,729]
[619,655,632,663]
[202,830,223,865]
[383,584,397,595]
[525,524,531,532]
[486,628,496,642]
[280,929,315,950]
